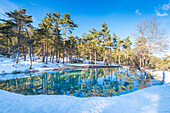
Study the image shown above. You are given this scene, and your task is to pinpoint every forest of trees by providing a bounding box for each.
[0,9,169,70]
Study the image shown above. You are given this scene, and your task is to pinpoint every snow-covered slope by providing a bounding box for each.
[0,84,170,113]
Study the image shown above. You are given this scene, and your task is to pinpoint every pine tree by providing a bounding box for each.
[52,12,61,63]
[100,22,110,65]
[89,28,100,65]
[116,38,124,65]
[67,34,77,63]
[0,20,15,57]
[5,9,28,63]
[39,12,53,64]
[122,36,132,66]
[23,14,33,68]
[60,13,78,64]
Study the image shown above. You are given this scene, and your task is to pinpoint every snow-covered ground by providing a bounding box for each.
[0,83,170,113]
[0,56,60,74]
[0,55,105,75]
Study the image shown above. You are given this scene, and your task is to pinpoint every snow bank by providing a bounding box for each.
[152,71,170,83]
[0,84,170,113]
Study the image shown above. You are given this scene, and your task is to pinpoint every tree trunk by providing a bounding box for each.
[55,30,59,63]
[24,38,27,61]
[52,48,54,63]
[46,29,49,64]
[63,25,66,64]
[107,49,109,65]
[148,50,151,66]
[126,54,129,66]
[59,47,61,63]
[103,47,105,65]
[118,47,121,65]
[109,48,111,65]
[70,44,72,63]
[140,57,141,67]
[77,48,78,63]
[25,39,27,61]
[42,40,46,62]
[23,46,25,60]
[144,55,146,67]
[118,54,120,65]
[142,55,144,67]
[32,46,34,61]
[8,37,12,58]
[90,52,92,64]
[125,51,127,66]
[114,49,117,64]
[78,45,80,61]
[6,35,9,55]
[95,49,96,65]
[50,50,52,62]
[16,25,21,64]
[6,33,11,58]
[25,26,32,69]
[83,44,85,63]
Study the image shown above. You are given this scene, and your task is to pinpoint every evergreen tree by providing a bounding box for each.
[60,13,78,64]
[39,12,53,64]
[89,28,100,65]
[5,9,28,63]
[0,20,15,57]
[52,12,61,63]
[116,38,124,65]
[122,36,132,66]
[100,22,110,65]
[23,14,33,68]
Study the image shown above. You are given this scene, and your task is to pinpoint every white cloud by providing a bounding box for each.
[0,0,18,19]
[155,1,170,17]
[155,9,168,16]
[162,4,170,10]
[30,2,38,6]
[135,10,141,16]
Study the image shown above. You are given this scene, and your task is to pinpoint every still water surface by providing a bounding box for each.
[0,67,156,97]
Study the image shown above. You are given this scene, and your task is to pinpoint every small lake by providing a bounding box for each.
[0,67,160,97]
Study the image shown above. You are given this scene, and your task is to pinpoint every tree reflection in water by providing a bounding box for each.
[0,67,156,97]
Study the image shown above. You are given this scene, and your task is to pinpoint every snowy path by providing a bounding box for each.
[0,84,170,113]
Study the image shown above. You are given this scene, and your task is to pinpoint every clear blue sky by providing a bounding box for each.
[0,0,170,50]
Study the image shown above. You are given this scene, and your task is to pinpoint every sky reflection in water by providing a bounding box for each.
[0,67,156,97]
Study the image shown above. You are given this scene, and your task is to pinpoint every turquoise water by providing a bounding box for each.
[0,67,157,97]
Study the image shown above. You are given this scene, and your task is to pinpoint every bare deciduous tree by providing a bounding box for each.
[134,16,168,67]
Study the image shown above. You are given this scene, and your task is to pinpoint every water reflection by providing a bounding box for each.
[0,67,155,97]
